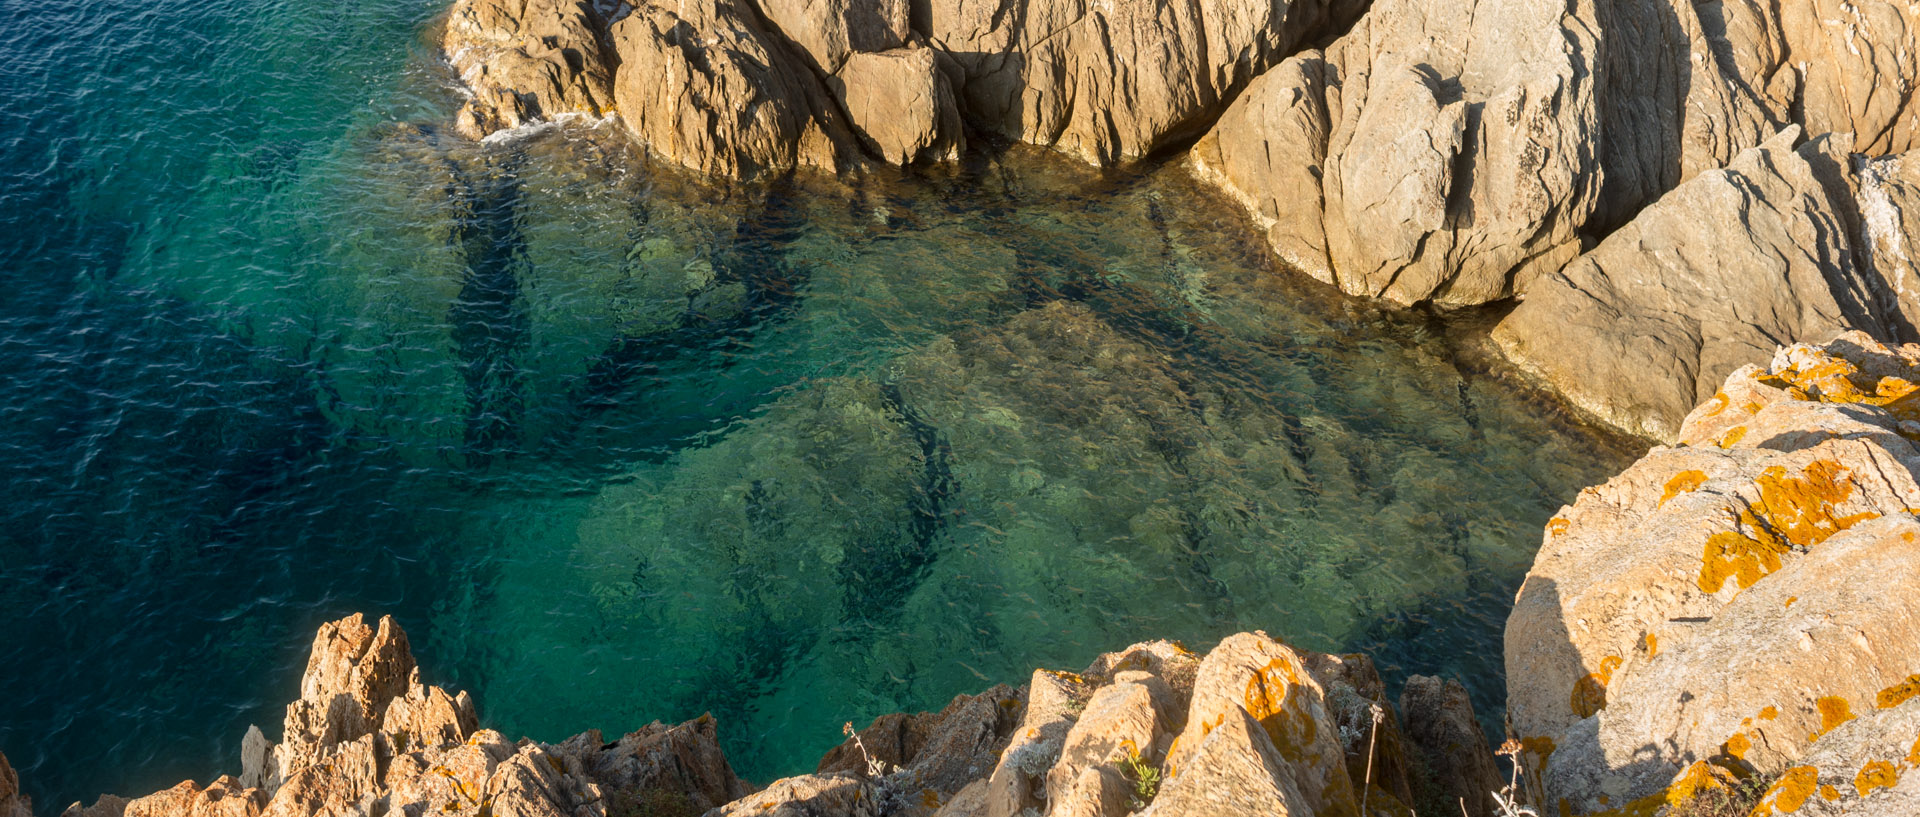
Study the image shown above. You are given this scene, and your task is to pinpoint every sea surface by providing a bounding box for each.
[0,0,1645,808]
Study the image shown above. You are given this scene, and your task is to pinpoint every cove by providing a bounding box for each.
[0,0,1641,809]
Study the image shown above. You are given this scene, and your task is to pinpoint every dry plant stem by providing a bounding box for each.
[1361,703,1384,815]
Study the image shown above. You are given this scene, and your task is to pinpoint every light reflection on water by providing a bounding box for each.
[0,0,1645,808]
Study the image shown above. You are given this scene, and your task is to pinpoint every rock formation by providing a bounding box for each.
[440,0,1364,176]
[1493,128,1893,441]
[20,616,1514,817]
[2,753,31,817]
[1504,332,1920,814]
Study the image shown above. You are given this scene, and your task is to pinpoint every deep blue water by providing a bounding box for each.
[0,0,1642,810]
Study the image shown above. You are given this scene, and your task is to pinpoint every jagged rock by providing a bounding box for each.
[122,778,265,817]
[61,796,129,817]
[819,685,1021,797]
[483,745,605,817]
[379,668,479,754]
[706,774,881,817]
[1044,678,1170,817]
[382,730,519,816]
[1505,334,1920,813]
[1,753,30,817]
[239,726,273,792]
[549,715,750,812]
[273,614,416,783]
[1493,127,1890,441]
[1397,676,1502,817]
[261,735,383,817]
[1860,154,1920,341]
[608,0,856,178]
[925,0,1364,166]
[1140,706,1313,817]
[442,0,616,139]
[1163,633,1356,816]
[829,47,964,166]
[983,669,1089,817]
[1191,0,1602,306]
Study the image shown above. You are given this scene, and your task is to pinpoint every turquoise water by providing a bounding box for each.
[0,0,1642,809]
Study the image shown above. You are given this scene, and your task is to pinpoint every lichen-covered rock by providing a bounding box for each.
[608,0,856,178]
[1163,633,1356,816]
[1748,696,1920,815]
[1397,676,1502,817]
[1190,0,1602,306]
[1493,127,1890,441]
[1140,706,1313,817]
[1505,333,1920,813]
[441,0,616,139]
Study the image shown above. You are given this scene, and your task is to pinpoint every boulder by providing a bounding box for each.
[607,0,857,178]
[379,667,479,755]
[1162,633,1356,816]
[550,715,751,812]
[1139,707,1313,817]
[1191,0,1603,306]
[757,0,911,74]
[61,796,130,817]
[1397,676,1503,817]
[829,47,965,166]
[922,0,1366,166]
[1304,653,1416,812]
[818,685,1022,797]
[1505,334,1920,813]
[442,0,616,139]
[1748,697,1920,815]
[1493,127,1890,441]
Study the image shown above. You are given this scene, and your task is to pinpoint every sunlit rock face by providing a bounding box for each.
[1506,332,1920,815]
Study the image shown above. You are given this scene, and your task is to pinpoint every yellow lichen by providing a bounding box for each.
[1697,461,1877,594]
[1907,733,1920,766]
[1820,784,1841,800]
[1785,596,1798,608]
[1719,426,1749,448]
[1245,658,1320,767]
[1723,732,1752,760]
[1698,525,1788,594]
[1547,517,1570,538]
[1581,761,1727,817]
[1522,735,1557,768]
[1875,675,1920,709]
[1854,760,1898,798]
[1812,696,1855,741]
[1662,470,1709,507]
[1755,352,1920,422]
[1645,632,1659,657]
[1759,706,1779,720]
[1571,656,1624,718]
[1703,392,1731,417]
[1750,765,1819,815]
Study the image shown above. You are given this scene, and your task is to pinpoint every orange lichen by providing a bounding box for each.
[1723,732,1752,760]
[1244,658,1320,768]
[1749,765,1819,815]
[1812,696,1855,741]
[1719,426,1749,448]
[1697,461,1877,594]
[1785,596,1798,608]
[1547,517,1570,538]
[1756,351,1920,422]
[1759,706,1779,720]
[1662,471,1709,507]
[1907,733,1920,766]
[1703,392,1731,417]
[1875,675,1920,709]
[1571,656,1623,718]
[1521,735,1557,766]
[1582,761,1728,817]
[1854,760,1898,798]
[1644,632,1659,657]
[1698,525,1788,594]
[1820,784,1841,800]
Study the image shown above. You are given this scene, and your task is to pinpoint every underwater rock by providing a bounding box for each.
[1505,332,1920,813]
[1494,128,1888,441]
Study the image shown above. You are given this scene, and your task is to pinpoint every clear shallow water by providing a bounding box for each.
[0,0,1643,809]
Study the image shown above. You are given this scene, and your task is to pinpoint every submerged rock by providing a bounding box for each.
[1504,332,1920,814]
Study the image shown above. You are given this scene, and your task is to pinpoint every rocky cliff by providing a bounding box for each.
[10,614,1517,817]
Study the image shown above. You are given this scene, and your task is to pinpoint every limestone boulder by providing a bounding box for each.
[924,0,1365,166]
[442,0,616,139]
[1493,127,1890,441]
[608,0,857,178]
[1505,334,1920,813]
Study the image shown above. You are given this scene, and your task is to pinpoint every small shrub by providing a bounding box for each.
[1119,747,1161,811]
[605,787,699,817]
[1668,776,1772,817]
